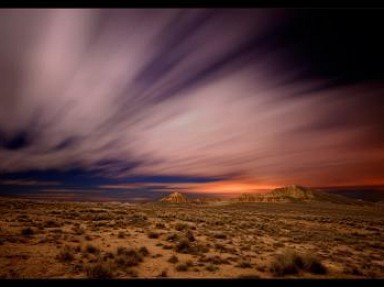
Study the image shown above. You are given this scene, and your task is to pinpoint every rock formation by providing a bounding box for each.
[160,192,188,203]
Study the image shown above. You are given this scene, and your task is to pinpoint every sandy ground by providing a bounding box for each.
[0,198,383,278]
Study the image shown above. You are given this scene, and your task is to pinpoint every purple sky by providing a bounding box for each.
[0,9,383,198]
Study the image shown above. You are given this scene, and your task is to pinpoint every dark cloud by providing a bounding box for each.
[0,131,31,150]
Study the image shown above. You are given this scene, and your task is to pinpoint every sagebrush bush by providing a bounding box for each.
[138,246,149,256]
[270,250,302,275]
[185,230,196,242]
[115,247,143,267]
[148,232,160,239]
[56,246,75,262]
[155,223,166,229]
[174,223,189,231]
[236,261,252,268]
[270,250,327,276]
[213,232,227,239]
[86,262,113,278]
[168,255,179,264]
[166,233,179,242]
[175,239,192,253]
[175,263,188,272]
[206,264,219,272]
[85,244,99,254]
[302,255,327,274]
[21,227,34,236]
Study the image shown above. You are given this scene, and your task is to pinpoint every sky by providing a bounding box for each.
[0,9,383,201]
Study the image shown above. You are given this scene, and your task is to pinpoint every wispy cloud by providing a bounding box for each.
[0,9,383,191]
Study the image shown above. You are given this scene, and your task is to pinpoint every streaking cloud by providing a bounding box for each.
[0,9,383,197]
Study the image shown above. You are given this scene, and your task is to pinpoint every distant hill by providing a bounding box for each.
[238,185,315,203]
[159,192,188,203]
[321,188,384,202]
[238,185,365,205]
[159,186,371,206]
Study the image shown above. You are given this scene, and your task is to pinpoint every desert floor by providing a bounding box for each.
[0,198,383,278]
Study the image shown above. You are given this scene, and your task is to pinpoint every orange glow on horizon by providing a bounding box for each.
[99,180,279,194]
[181,181,278,194]
[99,178,384,195]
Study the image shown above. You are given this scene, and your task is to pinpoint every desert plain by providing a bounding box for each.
[0,193,383,279]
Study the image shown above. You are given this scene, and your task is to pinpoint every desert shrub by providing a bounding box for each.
[158,269,168,277]
[115,247,143,267]
[117,231,126,239]
[185,230,195,242]
[72,263,84,273]
[236,260,252,268]
[129,214,148,227]
[138,246,149,256]
[344,266,364,276]
[213,232,227,240]
[155,223,166,229]
[56,246,75,262]
[148,232,160,239]
[175,263,188,272]
[214,243,228,252]
[270,250,303,275]
[85,244,99,254]
[256,265,266,272]
[86,262,113,278]
[70,236,80,243]
[84,235,93,241]
[72,225,85,235]
[168,255,179,264]
[127,268,139,277]
[227,256,239,262]
[21,227,34,236]
[186,260,193,267]
[116,247,126,255]
[270,250,327,276]
[199,255,229,265]
[166,233,179,242]
[175,239,192,253]
[302,255,327,274]
[206,264,219,272]
[174,223,189,231]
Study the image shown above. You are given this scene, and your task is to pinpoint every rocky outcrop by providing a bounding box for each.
[271,185,315,200]
[237,185,316,203]
[160,192,188,203]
